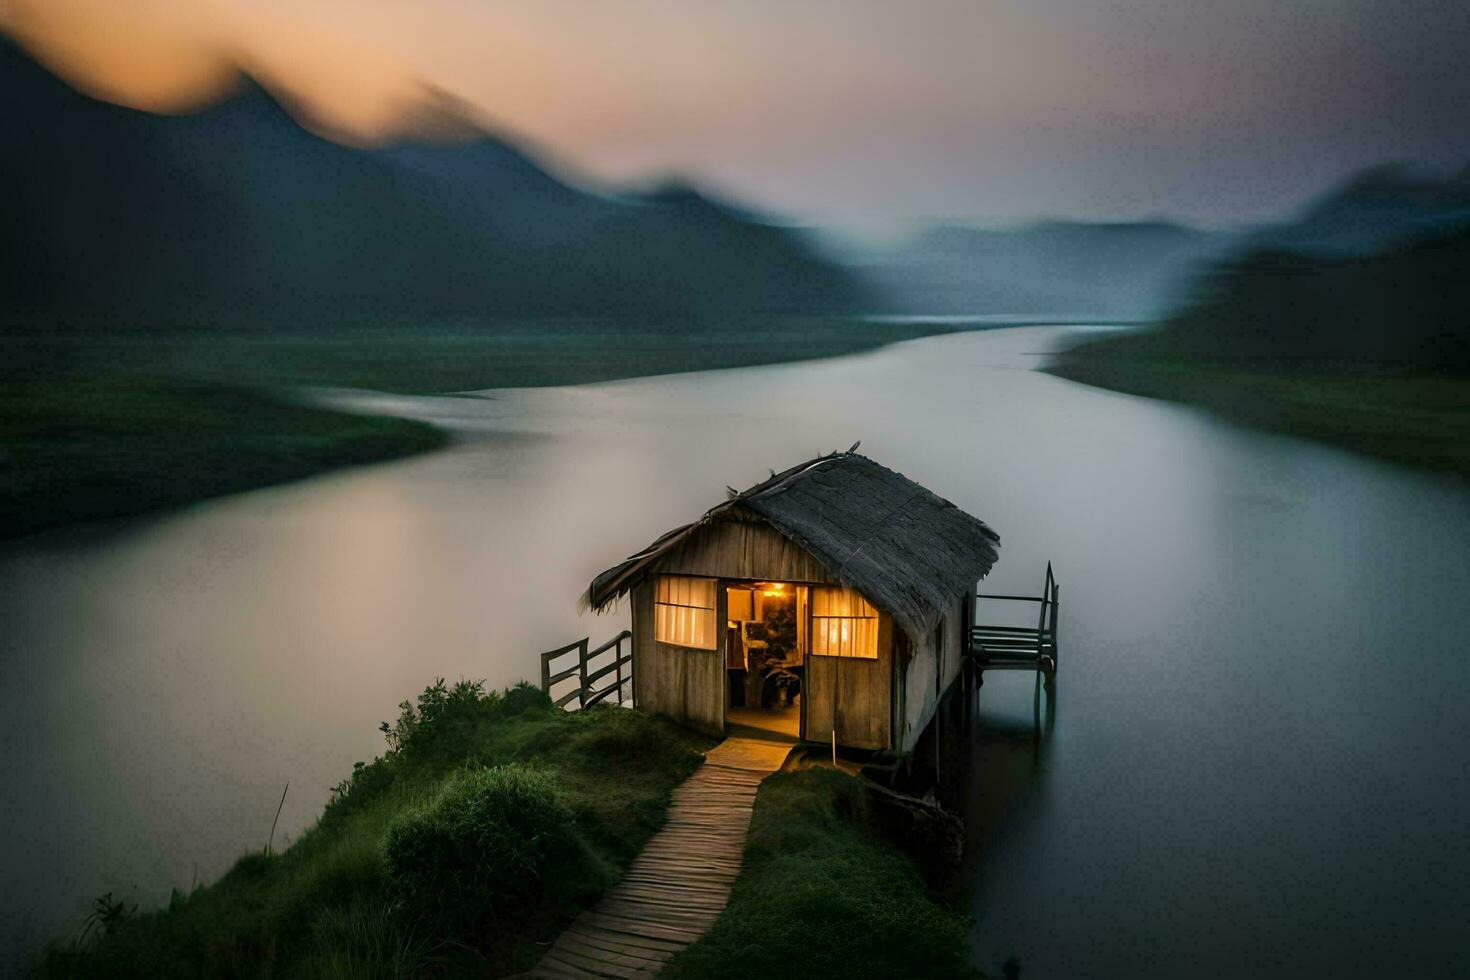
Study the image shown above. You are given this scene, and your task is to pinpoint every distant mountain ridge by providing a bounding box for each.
[1075,163,1470,370]
[1243,163,1470,259]
[0,41,863,326]
[863,219,1231,319]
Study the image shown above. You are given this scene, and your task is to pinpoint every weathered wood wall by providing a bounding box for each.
[805,612,893,750]
[629,517,971,755]
[897,593,969,754]
[631,580,653,708]
[630,577,724,736]
[655,515,839,585]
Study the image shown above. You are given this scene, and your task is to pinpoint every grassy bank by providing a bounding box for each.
[663,767,980,980]
[37,683,980,979]
[1049,336,1470,478]
[1,316,991,539]
[0,378,447,540]
[2,317,984,395]
[37,682,713,978]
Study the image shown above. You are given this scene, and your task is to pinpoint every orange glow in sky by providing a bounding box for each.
[4,0,1468,235]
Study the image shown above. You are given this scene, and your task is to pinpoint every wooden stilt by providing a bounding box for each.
[1032,667,1042,740]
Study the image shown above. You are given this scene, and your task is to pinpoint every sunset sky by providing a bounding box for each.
[5,0,1468,237]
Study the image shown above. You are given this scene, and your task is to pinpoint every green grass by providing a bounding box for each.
[36,681,714,978]
[1,317,984,395]
[34,684,980,979]
[662,768,981,980]
[0,377,447,540]
[1049,336,1470,478]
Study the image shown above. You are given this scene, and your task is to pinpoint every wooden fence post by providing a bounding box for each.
[615,635,625,705]
[576,638,590,709]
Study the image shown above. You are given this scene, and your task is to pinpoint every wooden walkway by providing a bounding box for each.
[526,737,791,978]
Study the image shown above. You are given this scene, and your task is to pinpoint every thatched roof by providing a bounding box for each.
[587,452,1000,637]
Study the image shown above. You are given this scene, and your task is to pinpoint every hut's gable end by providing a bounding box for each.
[647,514,839,585]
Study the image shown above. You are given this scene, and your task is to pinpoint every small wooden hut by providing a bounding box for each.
[585,451,1000,753]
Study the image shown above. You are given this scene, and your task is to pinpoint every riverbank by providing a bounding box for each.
[2,317,1005,395]
[1,316,1004,539]
[36,682,976,978]
[0,378,447,540]
[38,682,714,977]
[1048,335,1470,478]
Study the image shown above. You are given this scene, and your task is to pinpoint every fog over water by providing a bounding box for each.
[2,327,1467,975]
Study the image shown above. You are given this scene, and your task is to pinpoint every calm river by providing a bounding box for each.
[1,327,1466,976]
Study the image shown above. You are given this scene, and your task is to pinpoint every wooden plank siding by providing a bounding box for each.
[805,612,893,750]
[629,579,723,736]
[632,517,837,740]
[895,593,970,754]
[639,644,723,736]
[630,580,653,712]
[654,515,840,586]
[630,515,959,752]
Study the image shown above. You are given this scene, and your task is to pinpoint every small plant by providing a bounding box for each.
[77,892,134,945]
[266,782,289,855]
[385,764,580,930]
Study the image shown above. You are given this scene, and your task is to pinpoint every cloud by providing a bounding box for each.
[2,0,242,111]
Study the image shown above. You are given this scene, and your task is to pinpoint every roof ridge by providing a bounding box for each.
[585,451,1000,634]
[735,450,851,502]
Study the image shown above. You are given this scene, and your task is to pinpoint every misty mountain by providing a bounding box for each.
[863,220,1231,319]
[1156,227,1470,370]
[1243,163,1470,258]
[1077,165,1470,371]
[0,41,862,327]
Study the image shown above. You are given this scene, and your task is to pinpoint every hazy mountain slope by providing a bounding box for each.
[0,41,862,325]
[1047,166,1470,477]
[1139,225,1470,369]
[1243,163,1470,258]
[865,220,1230,318]
[1105,164,1470,368]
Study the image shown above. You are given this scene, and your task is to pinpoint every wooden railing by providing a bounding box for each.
[972,562,1060,676]
[540,630,633,710]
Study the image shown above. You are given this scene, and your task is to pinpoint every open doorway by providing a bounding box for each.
[724,581,805,740]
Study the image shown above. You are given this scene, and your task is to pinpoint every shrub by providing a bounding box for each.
[326,680,555,822]
[380,679,553,760]
[384,764,579,930]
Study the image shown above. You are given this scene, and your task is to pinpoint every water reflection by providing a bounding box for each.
[2,327,1468,976]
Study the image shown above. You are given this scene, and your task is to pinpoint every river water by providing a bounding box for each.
[1,327,1466,976]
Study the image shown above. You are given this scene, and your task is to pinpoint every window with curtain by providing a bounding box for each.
[810,586,879,658]
[654,575,717,650]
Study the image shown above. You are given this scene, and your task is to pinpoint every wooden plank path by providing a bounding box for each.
[525,737,792,979]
